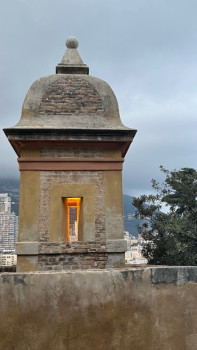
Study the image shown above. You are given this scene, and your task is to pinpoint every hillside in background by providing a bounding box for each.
[123,194,141,238]
[0,179,140,237]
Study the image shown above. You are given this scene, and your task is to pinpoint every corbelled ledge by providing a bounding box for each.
[15,240,127,256]
[4,128,136,157]
[18,157,124,171]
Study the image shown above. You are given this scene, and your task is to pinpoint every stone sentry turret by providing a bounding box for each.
[4,37,137,272]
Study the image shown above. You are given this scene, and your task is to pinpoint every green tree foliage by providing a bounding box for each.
[133,166,197,265]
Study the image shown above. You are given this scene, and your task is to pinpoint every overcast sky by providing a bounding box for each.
[0,0,196,196]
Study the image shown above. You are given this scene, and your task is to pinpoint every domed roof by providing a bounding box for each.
[13,37,131,131]
[4,37,137,157]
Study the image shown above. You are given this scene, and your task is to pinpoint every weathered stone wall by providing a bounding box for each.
[40,148,103,158]
[38,76,105,116]
[0,266,197,350]
[39,170,105,243]
[16,145,125,272]
[38,251,109,270]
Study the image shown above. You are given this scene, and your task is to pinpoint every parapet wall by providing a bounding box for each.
[0,266,197,350]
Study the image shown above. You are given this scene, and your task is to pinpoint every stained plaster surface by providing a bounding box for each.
[11,75,130,130]
[0,266,197,350]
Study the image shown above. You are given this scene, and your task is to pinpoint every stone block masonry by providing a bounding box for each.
[38,252,109,271]
[38,170,106,243]
[37,170,125,270]
[38,76,105,116]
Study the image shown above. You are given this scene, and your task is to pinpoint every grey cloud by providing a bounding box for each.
[0,0,196,195]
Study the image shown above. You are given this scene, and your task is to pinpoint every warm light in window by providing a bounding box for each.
[64,198,81,242]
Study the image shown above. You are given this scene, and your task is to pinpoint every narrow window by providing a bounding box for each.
[64,198,81,241]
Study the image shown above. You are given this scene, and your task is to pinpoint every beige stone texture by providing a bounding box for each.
[0,267,197,350]
[18,171,40,242]
[41,147,103,158]
[49,183,95,242]
[38,171,105,243]
[103,149,121,158]
[106,239,127,252]
[105,253,125,267]
[21,148,40,157]
[15,242,39,255]
[16,256,38,272]
[14,74,130,130]
[105,171,124,239]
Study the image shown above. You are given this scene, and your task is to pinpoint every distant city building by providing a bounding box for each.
[124,231,131,241]
[124,231,147,265]
[124,231,136,241]
[0,254,17,266]
[0,193,11,213]
[0,193,18,255]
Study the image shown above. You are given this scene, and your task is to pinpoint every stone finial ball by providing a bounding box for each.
[66,37,79,49]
